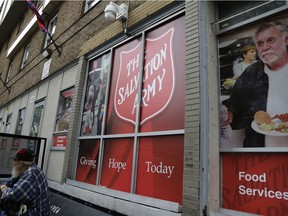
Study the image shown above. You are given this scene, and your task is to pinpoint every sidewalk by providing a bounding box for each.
[50,190,126,216]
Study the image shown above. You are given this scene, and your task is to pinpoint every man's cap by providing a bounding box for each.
[11,148,36,162]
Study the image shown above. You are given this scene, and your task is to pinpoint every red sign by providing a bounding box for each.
[106,16,185,134]
[140,28,175,124]
[114,42,142,125]
[53,135,67,147]
[222,153,288,215]
[75,140,100,185]
[100,138,133,192]
[136,135,184,204]
[114,29,175,125]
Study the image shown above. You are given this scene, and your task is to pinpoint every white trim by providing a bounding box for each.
[84,0,100,13]
[220,147,288,152]
[44,14,58,48]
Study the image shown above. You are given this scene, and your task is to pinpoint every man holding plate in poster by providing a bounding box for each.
[228,21,288,147]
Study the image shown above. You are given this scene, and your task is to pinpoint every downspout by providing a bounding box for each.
[199,1,209,215]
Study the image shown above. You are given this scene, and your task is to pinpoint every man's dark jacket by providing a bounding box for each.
[228,60,268,147]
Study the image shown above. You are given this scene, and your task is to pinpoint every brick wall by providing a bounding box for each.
[0,1,174,107]
[183,1,201,215]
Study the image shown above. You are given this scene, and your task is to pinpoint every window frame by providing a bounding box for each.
[15,108,26,135]
[4,113,12,133]
[44,14,58,48]
[5,62,12,83]
[84,0,100,12]
[75,14,185,205]
[214,1,288,34]
[54,87,74,133]
[29,100,45,137]
[21,43,30,69]
[0,118,2,132]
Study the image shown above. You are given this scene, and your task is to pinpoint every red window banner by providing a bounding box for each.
[114,41,142,126]
[140,17,185,132]
[106,38,142,134]
[106,16,185,134]
[222,153,288,215]
[53,135,67,147]
[75,140,100,185]
[100,138,133,192]
[136,135,184,204]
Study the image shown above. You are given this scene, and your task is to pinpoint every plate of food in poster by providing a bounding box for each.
[251,110,288,136]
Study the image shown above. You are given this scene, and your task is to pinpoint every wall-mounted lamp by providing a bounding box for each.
[43,48,52,58]
[104,2,129,34]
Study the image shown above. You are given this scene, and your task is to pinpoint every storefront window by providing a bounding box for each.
[81,53,111,136]
[75,139,100,185]
[76,15,185,204]
[140,24,185,132]
[55,88,74,132]
[30,101,44,137]
[100,138,133,192]
[218,14,288,215]
[53,88,74,148]
[136,135,184,203]
[15,108,26,135]
[106,38,141,134]
[4,114,12,133]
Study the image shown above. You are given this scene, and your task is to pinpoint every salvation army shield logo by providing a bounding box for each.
[114,28,175,125]
[114,42,142,125]
[141,28,175,124]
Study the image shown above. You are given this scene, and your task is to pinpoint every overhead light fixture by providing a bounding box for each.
[43,48,52,58]
[104,2,129,34]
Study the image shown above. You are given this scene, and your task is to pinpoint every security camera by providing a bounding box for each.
[104,2,128,22]
[104,2,117,22]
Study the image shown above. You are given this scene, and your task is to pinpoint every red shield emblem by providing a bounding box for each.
[114,42,142,125]
[114,28,175,125]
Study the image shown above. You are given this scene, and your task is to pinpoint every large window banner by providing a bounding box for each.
[81,52,111,136]
[222,153,288,215]
[106,38,141,134]
[136,135,184,204]
[75,139,100,185]
[76,16,184,204]
[219,14,288,216]
[140,17,185,132]
[106,16,185,134]
[219,16,288,148]
[100,138,133,192]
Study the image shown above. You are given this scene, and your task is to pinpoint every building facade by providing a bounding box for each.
[0,1,287,215]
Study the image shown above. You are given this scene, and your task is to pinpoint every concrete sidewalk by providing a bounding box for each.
[50,191,126,216]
